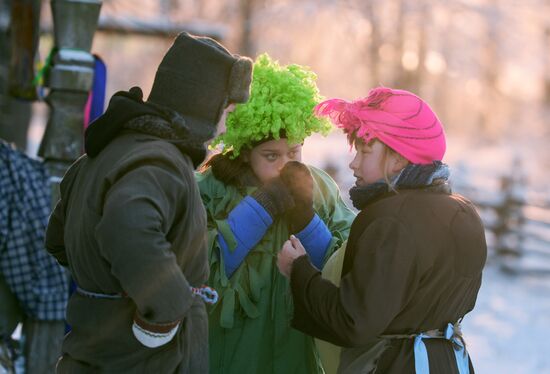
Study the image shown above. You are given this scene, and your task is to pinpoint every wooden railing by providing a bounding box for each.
[453,171,550,275]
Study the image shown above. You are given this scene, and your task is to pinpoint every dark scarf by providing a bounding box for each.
[349,161,451,210]
[84,87,207,168]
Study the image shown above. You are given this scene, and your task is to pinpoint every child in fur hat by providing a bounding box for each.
[197,54,356,374]
[46,32,252,373]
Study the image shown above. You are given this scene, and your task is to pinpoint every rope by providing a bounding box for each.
[191,285,219,304]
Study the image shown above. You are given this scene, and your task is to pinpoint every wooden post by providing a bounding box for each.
[38,0,102,205]
[494,157,526,261]
[25,3,103,371]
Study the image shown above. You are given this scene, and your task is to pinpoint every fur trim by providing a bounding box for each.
[228,57,253,104]
[123,115,180,140]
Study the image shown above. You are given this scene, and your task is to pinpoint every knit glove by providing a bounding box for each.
[280,161,315,233]
[251,177,295,219]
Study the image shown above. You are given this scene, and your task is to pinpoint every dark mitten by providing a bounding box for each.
[280,161,315,233]
[251,177,295,219]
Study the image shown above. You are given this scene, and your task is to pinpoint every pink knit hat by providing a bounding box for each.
[314,87,446,164]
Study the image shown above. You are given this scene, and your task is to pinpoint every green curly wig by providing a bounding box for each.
[211,53,331,157]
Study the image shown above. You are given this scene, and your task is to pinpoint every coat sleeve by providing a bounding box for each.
[217,196,274,277]
[294,213,333,269]
[95,160,194,334]
[45,200,68,267]
[200,195,266,329]
[197,173,285,329]
[45,157,85,267]
[290,216,421,347]
[310,167,356,266]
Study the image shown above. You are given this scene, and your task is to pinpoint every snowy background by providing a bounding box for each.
[464,265,550,374]
[9,0,550,372]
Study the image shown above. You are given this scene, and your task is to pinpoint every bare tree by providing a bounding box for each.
[239,0,255,56]
[478,0,502,134]
[355,0,382,87]
[544,23,550,104]
[391,0,406,87]
[395,0,429,94]
[160,0,179,16]
[0,0,41,151]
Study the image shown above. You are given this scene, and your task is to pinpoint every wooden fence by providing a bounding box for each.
[454,171,550,276]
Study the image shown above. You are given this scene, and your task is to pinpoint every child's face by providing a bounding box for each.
[349,138,405,186]
[247,139,303,184]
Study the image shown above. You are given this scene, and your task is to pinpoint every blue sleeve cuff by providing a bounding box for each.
[228,196,273,244]
[220,196,273,277]
[295,214,332,269]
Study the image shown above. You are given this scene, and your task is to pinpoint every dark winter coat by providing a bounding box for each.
[290,187,487,373]
[46,113,210,372]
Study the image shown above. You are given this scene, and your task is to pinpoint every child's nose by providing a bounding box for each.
[349,151,362,170]
[279,156,291,171]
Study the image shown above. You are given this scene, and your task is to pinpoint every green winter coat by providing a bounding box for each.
[196,166,355,374]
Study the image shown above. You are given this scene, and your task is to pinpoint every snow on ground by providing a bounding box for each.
[464,263,550,374]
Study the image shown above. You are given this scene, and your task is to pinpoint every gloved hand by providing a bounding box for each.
[251,177,295,219]
[221,178,294,277]
[280,161,315,233]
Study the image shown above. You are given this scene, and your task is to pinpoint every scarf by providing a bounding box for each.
[349,161,451,210]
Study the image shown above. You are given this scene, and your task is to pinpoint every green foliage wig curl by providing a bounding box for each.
[211,53,331,157]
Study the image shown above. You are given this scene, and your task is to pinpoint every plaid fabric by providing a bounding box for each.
[0,141,67,321]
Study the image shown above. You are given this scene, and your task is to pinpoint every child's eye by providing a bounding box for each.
[265,153,278,161]
[288,151,297,159]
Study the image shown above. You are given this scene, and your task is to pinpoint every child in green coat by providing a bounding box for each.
[197,54,356,374]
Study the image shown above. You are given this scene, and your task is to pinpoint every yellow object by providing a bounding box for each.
[316,240,347,374]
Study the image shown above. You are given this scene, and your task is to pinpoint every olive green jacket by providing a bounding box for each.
[196,166,355,374]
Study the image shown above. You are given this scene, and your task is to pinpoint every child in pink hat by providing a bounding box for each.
[315,86,446,164]
[278,87,487,374]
